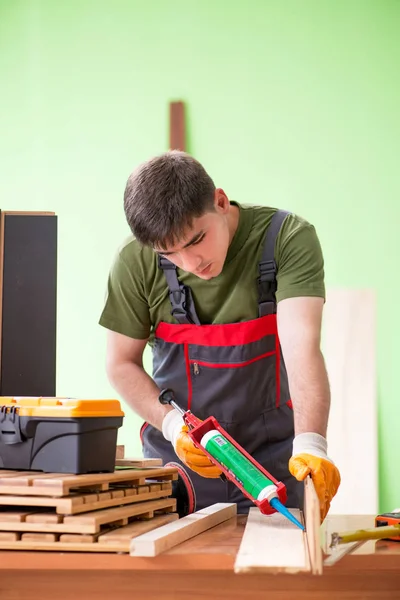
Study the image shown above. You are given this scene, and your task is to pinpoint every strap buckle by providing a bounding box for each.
[158,256,176,270]
[258,259,276,282]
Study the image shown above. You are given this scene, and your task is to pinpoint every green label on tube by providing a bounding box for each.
[201,429,275,500]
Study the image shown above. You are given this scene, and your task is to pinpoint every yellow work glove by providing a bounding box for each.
[162,410,222,478]
[289,433,341,522]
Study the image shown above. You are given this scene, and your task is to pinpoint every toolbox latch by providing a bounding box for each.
[0,405,24,444]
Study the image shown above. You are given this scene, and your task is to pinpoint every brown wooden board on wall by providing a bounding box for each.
[0,211,57,396]
[169,101,186,151]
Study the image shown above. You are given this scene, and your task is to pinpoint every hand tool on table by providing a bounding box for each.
[159,388,304,530]
[330,511,400,547]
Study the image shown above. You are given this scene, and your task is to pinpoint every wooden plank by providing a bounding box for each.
[116,445,125,459]
[130,503,236,557]
[25,513,63,524]
[21,533,57,542]
[0,540,128,552]
[116,458,163,468]
[0,466,178,496]
[322,289,378,515]
[0,532,20,541]
[169,101,186,151]
[0,481,172,514]
[234,508,309,574]
[304,477,323,575]
[99,514,179,543]
[0,497,176,534]
[0,510,37,522]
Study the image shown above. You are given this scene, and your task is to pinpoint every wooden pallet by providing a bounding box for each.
[0,513,179,553]
[0,466,177,496]
[0,481,173,515]
[0,496,177,534]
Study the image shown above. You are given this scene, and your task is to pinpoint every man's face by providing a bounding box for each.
[154,190,233,280]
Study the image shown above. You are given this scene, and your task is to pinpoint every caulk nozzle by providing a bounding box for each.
[270,497,305,530]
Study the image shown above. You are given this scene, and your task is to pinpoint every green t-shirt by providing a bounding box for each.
[99,203,325,342]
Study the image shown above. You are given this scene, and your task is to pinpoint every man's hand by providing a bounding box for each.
[162,410,222,478]
[289,432,341,521]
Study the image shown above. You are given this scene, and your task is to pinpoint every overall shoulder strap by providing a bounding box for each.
[258,210,290,317]
[158,256,201,325]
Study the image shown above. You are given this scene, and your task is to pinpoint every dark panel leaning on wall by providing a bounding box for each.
[0,212,57,396]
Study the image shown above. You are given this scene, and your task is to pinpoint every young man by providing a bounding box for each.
[99,150,340,521]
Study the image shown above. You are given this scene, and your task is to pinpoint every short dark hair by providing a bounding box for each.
[123,151,216,248]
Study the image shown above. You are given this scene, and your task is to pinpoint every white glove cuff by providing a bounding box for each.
[292,432,330,460]
[162,409,184,448]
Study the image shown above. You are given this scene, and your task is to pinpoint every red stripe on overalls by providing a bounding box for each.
[155,314,277,345]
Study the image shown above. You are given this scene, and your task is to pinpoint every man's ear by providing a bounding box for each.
[214,188,230,213]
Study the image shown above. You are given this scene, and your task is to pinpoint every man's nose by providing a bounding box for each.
[181,250,202,272]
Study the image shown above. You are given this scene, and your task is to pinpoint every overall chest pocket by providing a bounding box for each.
[186,336,279,424]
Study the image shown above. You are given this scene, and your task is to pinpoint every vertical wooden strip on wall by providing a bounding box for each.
[0,212,57,396]
[322,288,378,514]
[169,101,186,151]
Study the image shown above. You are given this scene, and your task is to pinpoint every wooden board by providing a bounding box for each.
[99,513,179,543]
[0,466,178,496]
[116,445,125,459]
[234,508,309,574]
[116,458,163,468]
[304,477,323,575]
[0,481,172,514]
[169,101,186,151]
[322,288,378,515]
[0,497,176,534]
[0,514,178,553]
[130,502,236,557]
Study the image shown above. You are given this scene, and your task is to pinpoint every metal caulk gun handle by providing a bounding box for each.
[158,388,205,430]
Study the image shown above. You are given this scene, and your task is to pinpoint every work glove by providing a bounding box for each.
[288,432,341,522]
[162,409,222,478]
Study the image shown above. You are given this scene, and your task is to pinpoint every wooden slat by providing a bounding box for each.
[0,466,178,496]
[116,445,125,459]
[25,513,63,524]
[22,533,57,542]
[169,101,186,151]
[304,477,323,574]
[116,458,163,468]
[0,532,20,541]
[130,503,237,557]
[98,514,179,543]
[234,507,309,574]
[0,510,37,522]
[0,540,127,552]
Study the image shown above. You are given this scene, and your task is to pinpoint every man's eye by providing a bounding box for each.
[192,235,205,246]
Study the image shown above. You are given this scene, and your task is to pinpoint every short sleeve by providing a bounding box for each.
[275,216,326,303]
[99,250,151,340]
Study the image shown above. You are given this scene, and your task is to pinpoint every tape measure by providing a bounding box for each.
[375,510,400,542]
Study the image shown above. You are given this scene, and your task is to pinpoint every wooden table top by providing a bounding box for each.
[0,514,399,600]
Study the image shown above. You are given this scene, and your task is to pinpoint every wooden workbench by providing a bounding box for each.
[0,514,399,599]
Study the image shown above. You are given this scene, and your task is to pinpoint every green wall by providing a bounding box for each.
[1,0,399,511]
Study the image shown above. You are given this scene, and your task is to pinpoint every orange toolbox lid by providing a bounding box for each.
[0,397,124,418]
